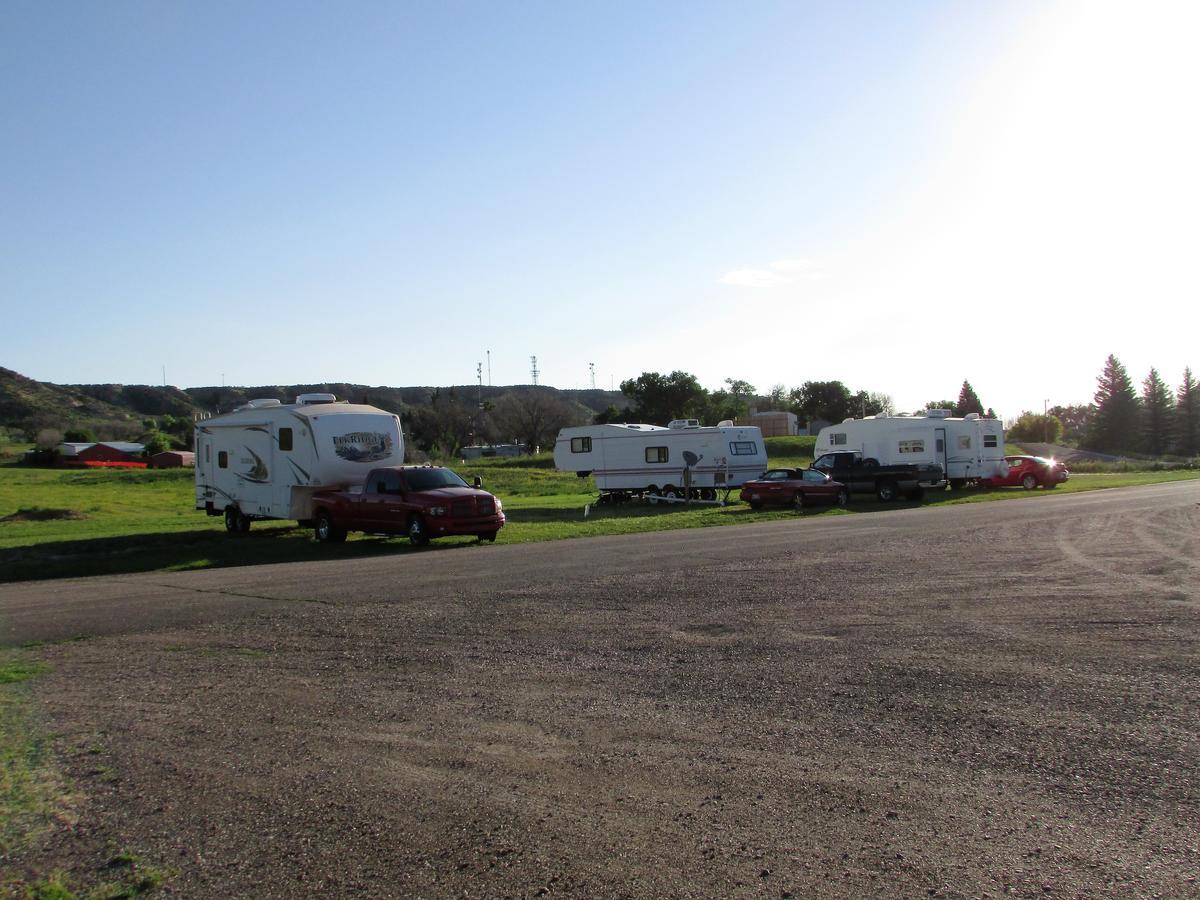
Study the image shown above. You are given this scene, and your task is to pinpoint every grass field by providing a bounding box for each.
[1,439,1197,584]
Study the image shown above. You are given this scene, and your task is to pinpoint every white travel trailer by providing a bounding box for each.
[195,393,405,531]
[814,409,1005,487]
[554,419,768,501]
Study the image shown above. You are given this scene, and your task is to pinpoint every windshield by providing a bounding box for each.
[404,468,470,490]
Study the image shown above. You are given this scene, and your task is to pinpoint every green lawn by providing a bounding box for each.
[0,439,1196,584]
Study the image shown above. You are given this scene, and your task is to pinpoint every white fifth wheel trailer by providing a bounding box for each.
[195,393,405,531]
[814,409,1005,487]
[554,419,768,502]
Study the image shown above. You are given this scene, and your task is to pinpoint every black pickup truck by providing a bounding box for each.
[811,452,945,502]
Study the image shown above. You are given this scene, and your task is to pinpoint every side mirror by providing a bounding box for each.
[473,476,482,488]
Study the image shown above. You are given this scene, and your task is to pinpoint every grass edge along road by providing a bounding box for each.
[1,439,1197,585]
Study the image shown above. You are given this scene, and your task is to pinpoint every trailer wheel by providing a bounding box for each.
[407,514,430,546]
[662,486,678,500]
[792,492,806,511]
[224,507,250,534]
[1022,474,1038,490]
[314,511,347,543]
[646,486,660,505]
[876,481,898,502]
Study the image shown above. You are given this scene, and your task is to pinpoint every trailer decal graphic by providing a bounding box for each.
[236,447,269,483]
[333,431,394,463]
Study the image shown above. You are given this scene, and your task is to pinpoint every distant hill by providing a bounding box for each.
[0,367,624,441]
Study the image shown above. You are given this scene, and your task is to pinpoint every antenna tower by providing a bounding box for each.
[477,362,483,407]
[589,362,596,390]
[530,355,539,386]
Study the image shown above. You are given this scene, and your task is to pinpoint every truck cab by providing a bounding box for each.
[811,452,944,502]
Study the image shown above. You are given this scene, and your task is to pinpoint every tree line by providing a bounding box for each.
[593,373,998,431]
[1007,355,1197,457]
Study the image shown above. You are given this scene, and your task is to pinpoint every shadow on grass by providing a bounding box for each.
[0,526,479,585]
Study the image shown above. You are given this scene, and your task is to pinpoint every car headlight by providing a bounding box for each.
[494,499,502,511]
[428,506,447,516]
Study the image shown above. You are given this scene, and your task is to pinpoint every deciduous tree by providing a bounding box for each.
[619,371,706,425]
[1008,412,1063,444]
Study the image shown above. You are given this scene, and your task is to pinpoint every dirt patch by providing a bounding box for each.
[1,508,86,523]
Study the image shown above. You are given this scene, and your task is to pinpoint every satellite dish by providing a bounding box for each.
[682,450,701,467]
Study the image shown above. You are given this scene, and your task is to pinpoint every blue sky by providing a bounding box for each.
[2,1,1196,418]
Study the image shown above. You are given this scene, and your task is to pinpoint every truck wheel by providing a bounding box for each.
[314,511,346,543]
[1022,474,1038,490]
[836,488,849,507]
[877,481,898,502]
[792,492,806,511]
[407,514,430,546]
[748,499,763,510]
[477,531,498,543]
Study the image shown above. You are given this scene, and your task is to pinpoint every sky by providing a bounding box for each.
[2,0,1197,419]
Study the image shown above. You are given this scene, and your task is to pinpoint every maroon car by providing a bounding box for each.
[311,465,505,545]
[980,455,1070,490]
[740,468,848,510]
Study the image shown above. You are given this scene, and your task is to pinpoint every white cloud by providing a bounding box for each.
[719,257,825,288]
[719,268,790,288]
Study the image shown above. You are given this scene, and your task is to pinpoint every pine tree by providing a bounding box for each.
[1140,368,1174,457]
[1087,354,1141,453]
[954,380,984,417]
[1176,367,1199,456]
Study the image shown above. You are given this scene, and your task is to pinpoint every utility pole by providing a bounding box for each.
[589,362,596,390]
[477,362,483,408]
[530,356,539,386]
[1044,398,1050,444]
[487,350,491,386]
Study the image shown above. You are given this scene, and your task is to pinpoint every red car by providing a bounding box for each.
[740,468,848,510]
[981,455,1070,490]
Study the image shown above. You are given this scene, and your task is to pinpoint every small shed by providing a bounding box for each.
[148,450,195,468]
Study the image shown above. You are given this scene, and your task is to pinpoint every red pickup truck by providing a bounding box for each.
[310,465,505,545]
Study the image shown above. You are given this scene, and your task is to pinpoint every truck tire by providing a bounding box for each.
[314,511,346,543]
[407,514,430,546]
[792,491,806,511]
[876,480,898,502]
[1022,474,1038,490]
[477,531,498,543]
[748,499,763,510]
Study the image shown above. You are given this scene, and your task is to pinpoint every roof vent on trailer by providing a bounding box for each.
[667,419,701,429]
[964,412,981,420]
[295,393,338,405]
[717,419,734,427]
[924,408,952,418]
[246,398,282,409]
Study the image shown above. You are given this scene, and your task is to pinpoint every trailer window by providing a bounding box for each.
[958,436,972,449]
[646,446,669,463]
[279,428,293,451]
[983,434,998,448]
[729,441,758,455]
[205,444,210,463]
[898,440,925,453]
[830,432,848,446]
[218,450,228,469]
[570,436,591,453]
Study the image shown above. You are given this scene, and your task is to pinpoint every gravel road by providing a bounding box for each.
[3,482,1198,897]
